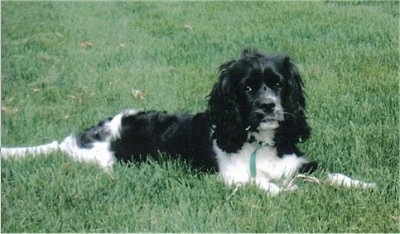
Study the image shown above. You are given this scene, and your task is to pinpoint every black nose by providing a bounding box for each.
[260,103,275,113]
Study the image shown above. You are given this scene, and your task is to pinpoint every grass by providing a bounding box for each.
[1,1,398,232]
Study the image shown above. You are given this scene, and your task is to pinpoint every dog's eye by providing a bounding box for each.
[245,86,252,92]
[274,81,283,89]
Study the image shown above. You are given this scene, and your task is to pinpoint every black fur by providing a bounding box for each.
[208,49,310,155]
[76,49,313,172]
[110,111,216,171]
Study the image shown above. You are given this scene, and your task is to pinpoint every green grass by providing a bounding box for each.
[1,1,398,232]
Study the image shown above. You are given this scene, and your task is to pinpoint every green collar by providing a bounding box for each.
[249,143,272,178]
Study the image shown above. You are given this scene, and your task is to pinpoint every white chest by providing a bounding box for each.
[213,141,306,186]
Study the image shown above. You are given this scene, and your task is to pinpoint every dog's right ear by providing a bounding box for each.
[207,60,248,153]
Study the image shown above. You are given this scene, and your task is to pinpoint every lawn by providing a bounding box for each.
[1,1,398,232]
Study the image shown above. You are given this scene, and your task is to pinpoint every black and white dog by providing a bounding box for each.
[1,49,375,195]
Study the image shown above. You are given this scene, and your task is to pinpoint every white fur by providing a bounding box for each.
[213,140,306,196]
[213,124,376,195]
[251,123,278,144]
[1,107,376,195]
[213,139,377,195]
[327,173,376,189]
[1,109,140,171]
[1,141,59,159]
[104,109,139,141]
[59,136,115,172]
[59,109,140,171]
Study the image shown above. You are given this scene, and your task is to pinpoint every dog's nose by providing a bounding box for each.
[260,103,275,113]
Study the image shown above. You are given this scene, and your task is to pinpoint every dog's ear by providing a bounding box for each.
[275,56,311,154]
[207,60,248,153]
[285,57,310,142]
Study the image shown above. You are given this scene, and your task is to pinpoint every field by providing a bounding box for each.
[1,1,398,232]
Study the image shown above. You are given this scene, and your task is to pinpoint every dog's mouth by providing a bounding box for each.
[258,118,280,130]
[261,117,280,122]
[248,106,284,131]
[247,113,283,131]
[261,112,284,122]
[256,112,284,130]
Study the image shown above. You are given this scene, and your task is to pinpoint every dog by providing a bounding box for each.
[1,49,376,195]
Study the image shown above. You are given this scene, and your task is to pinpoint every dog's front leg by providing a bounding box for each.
[221,174,282,196]
[254,176,298,196]
[327,173,376,189]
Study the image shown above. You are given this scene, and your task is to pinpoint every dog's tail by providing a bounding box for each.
[1,141,60,159]
[1,135,116,172]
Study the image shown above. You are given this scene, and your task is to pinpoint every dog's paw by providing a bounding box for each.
[327,173,376,189]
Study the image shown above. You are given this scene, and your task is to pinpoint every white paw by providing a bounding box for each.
[256,180,281,196]
[327,173,376,189]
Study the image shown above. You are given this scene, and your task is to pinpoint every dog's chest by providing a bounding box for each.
[213,141,304,184]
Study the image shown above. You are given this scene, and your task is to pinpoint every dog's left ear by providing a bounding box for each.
[276,56,311,153]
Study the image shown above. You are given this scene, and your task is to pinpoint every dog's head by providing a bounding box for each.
[207,49,310,154]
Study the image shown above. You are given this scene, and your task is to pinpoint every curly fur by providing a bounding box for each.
[1,49,376,195]
[208,49,310,155]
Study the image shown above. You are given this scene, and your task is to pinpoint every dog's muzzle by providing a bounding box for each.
[255,100,284,122]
